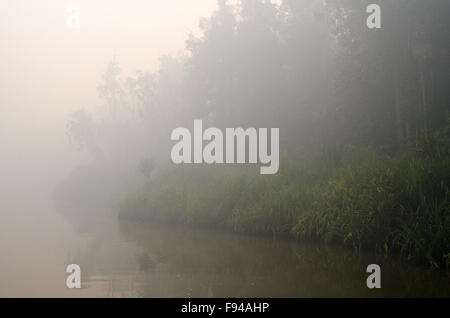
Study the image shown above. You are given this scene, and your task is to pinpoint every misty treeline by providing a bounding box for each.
[57,1,449,267]
[92,0,448,153]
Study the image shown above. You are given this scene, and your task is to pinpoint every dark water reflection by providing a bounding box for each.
[65,215,450,298]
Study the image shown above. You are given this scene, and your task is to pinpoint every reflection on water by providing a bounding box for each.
[62,215,450,298]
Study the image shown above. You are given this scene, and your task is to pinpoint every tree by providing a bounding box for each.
[137,158,156,181]
[66,108,104,161]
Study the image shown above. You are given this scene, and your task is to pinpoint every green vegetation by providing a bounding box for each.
[119,125,449,268]
[112,0,449,272]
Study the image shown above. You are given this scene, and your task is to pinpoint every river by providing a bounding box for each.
[0,196,448,297]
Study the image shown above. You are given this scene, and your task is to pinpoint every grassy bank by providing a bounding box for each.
[119,129,449,268]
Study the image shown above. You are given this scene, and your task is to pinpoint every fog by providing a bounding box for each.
[0,0,216,193]
[0,0,216,296]
[0,0,448,297]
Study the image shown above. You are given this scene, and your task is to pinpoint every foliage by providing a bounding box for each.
[120,127,449,268]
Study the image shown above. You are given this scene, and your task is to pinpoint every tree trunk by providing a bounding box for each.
[393,66,403,144]
[419,61,428,136]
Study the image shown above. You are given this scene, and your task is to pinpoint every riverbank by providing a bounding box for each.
[119,129,449,268]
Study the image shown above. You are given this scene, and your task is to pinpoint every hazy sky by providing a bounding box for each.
[0,0,216,195]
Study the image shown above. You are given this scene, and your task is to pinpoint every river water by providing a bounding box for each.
[0,196,448,297]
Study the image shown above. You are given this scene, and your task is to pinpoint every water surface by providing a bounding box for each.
[0,202,448,297]
[62,214,450,297]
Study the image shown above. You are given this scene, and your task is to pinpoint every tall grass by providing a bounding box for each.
[119,128,449,267]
